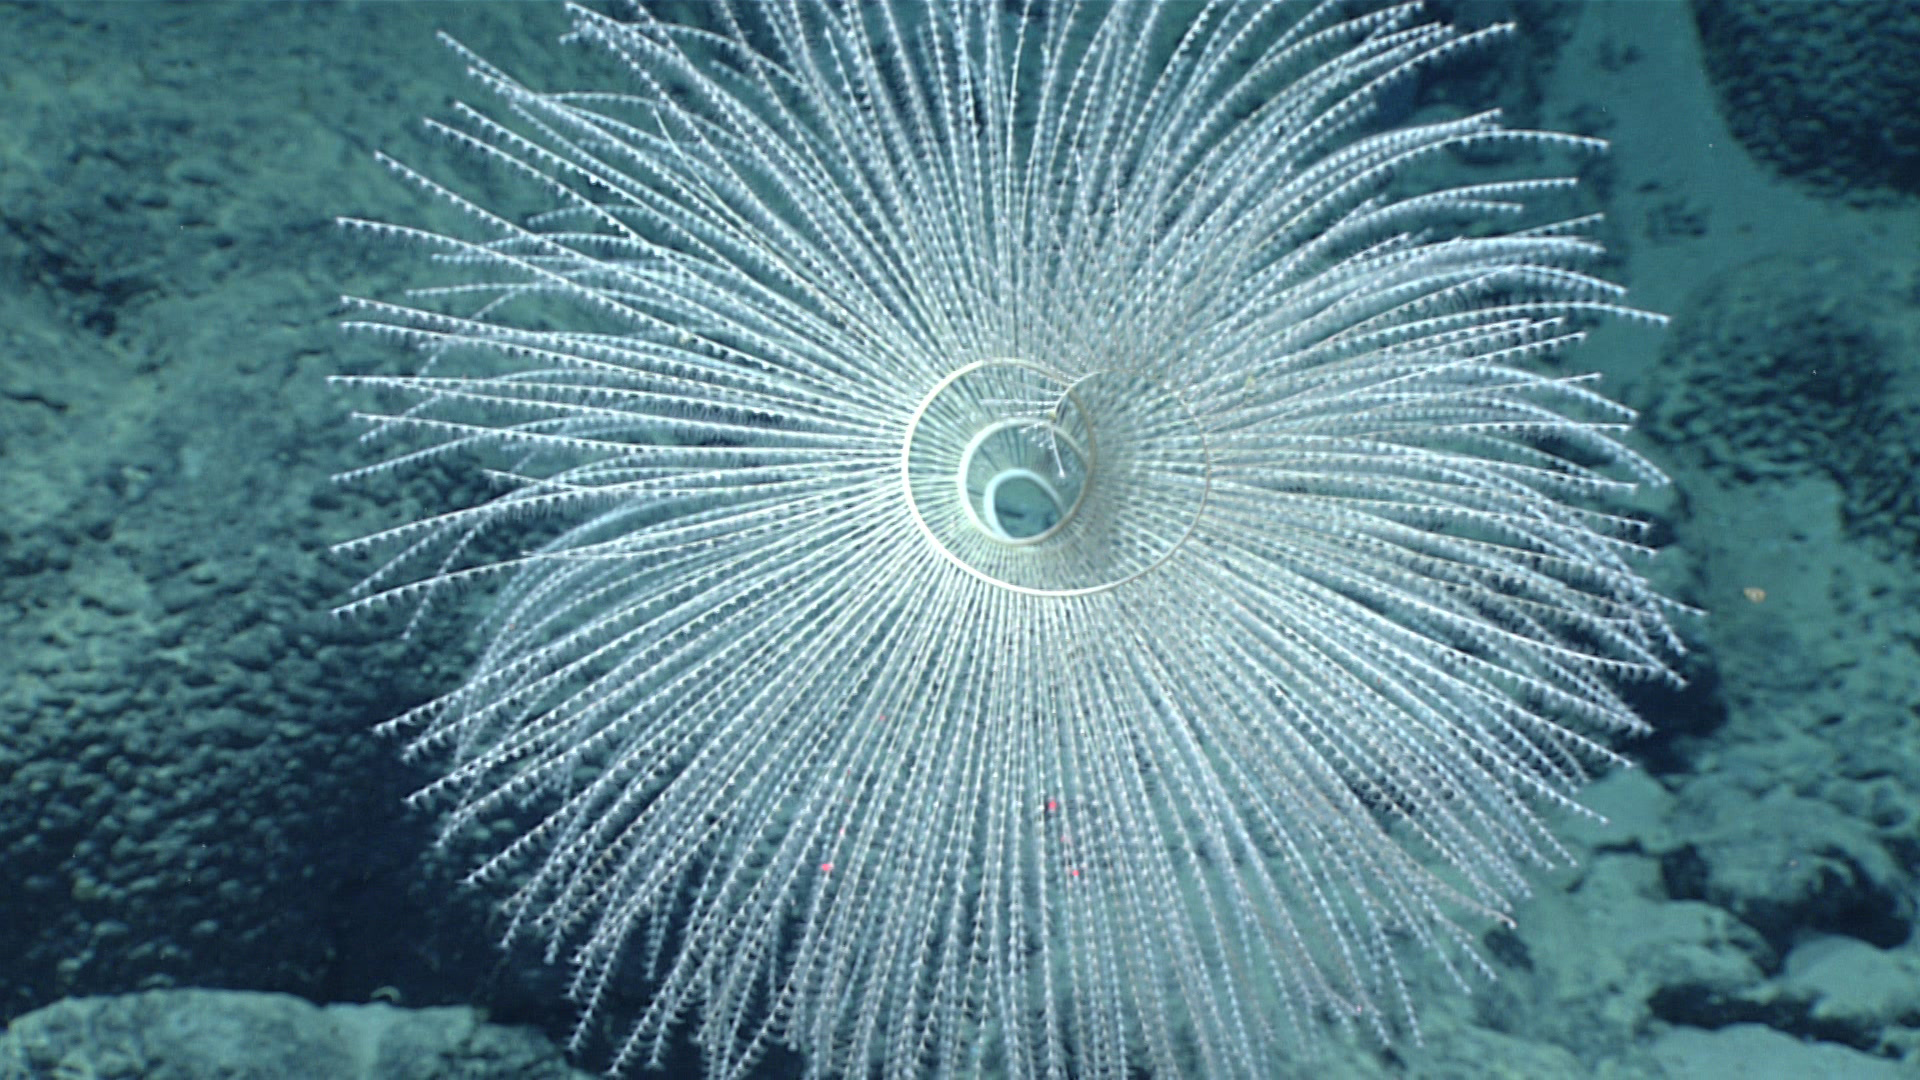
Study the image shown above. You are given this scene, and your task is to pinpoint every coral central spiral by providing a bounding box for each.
[902,360,1211,596]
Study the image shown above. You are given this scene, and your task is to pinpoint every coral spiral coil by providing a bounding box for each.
[903,359,1211,597]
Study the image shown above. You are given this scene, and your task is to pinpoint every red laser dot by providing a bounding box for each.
[820,862,833,874]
